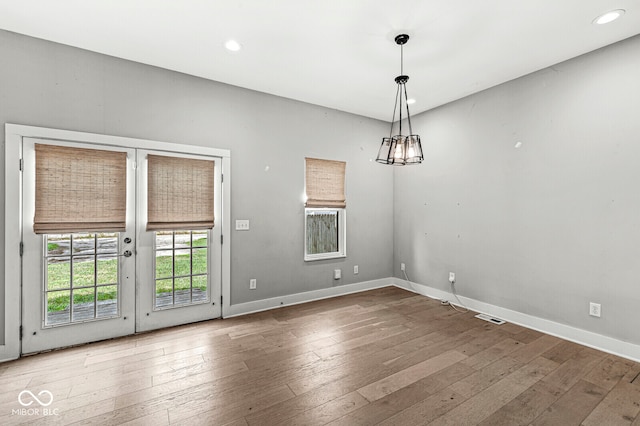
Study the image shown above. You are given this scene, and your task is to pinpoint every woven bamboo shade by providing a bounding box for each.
[34,144,127,234]
[305,157,346,208]
[147,154,215,231]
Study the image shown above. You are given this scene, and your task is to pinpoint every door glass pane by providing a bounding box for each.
[192,231,207,247]
[97,255,118,285]
[46,290,70,325]
[174,249,191,276]
[47,234,71,256]
[73,256,95,287]
[192,248,207,275]
[155,254,172,279]
[193,275,207,303]
[48,258,71,289]
[72,287,96,322]
[154,230,209,309]
[97,285,118,318]
[156,231,174,250]
[44,233,120,326]
[97,235,118,254]
[175,277,191,304]
[156,278,174,307]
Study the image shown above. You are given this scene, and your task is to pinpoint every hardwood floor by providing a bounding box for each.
[1,287,639,425]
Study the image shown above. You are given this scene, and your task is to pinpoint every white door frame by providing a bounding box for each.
[2,123,231,361]
[21,138,137,354]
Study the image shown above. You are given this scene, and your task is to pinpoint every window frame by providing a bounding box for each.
[152,229,211,310]
[42,232,121,327]
[304,207,347,261]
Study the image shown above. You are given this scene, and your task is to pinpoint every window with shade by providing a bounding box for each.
[34,144,127,325]
[147,154,214,308]
[304,157,346,261]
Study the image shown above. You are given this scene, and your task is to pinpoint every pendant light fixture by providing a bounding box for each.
[376,34,423,165]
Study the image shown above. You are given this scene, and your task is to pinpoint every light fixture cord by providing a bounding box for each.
[398,43,404,137]
[400,41,414,137]
[404,83,414,136]
[389,84,400,140]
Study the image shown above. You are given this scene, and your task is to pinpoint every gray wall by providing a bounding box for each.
[0,30,395,343]
[3,27,639,351]
[394,34,640,345]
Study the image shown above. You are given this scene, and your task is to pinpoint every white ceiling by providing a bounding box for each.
[1,0,639,121]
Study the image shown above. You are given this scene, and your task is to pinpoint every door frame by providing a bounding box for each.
[3,123,231,361]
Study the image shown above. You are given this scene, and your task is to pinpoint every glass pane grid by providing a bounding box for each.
[44,233,120,326]
[154,230,209,309]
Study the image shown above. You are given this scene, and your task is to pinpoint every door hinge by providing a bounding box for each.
[19,242,24,257]
[221,174,224,183]
[19,158,23,171]
[220,235,223,245]
[221,295,223,305]
[19,325,23,341]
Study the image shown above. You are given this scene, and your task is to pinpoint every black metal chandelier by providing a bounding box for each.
[376,34,423,165]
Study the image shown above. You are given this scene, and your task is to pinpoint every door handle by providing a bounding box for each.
[121,250,133,258]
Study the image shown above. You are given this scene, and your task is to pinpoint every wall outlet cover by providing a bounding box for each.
[236,220,250,231]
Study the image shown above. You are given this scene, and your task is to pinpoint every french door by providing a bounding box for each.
[21,139,223,354]
[21,138,137,354]
[136,150,222,332]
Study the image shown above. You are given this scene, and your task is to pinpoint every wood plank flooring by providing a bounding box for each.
[1,287,639,425]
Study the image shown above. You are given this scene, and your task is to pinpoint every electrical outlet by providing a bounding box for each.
[334,269,341,280]
[589,302,601,317]
[354,265,359,274]
[449,272,456,284]
[401,263,405,271]
[249,279,256,290]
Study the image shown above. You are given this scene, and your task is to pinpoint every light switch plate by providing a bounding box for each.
[236,220,250,231]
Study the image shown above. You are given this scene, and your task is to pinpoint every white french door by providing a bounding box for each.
[21,138,137,354]
[20,139,224,354]
[136,150,222,332]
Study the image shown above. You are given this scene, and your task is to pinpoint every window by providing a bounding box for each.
[44,233,120,326]
[154,230,209,308]
[34,144,127,326]
[147,154,215,309]
[305,208,346,261]
[304,157,346,261]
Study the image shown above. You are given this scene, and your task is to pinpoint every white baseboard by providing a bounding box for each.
[393,278,640,363]
[224,278,394,318]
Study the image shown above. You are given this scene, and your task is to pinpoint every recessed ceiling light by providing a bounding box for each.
[407,98,416,105]
[593,9,625,25]
[225,39,242,52]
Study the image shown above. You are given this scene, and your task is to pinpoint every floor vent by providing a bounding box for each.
[475,313,506,325]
